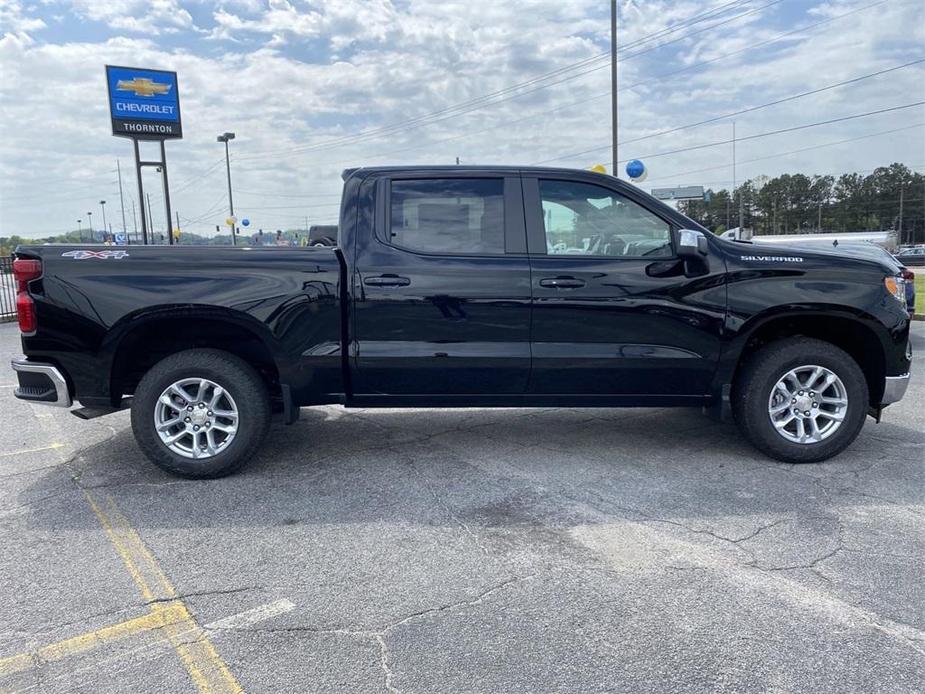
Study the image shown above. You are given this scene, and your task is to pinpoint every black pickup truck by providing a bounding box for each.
[11,166,912,477]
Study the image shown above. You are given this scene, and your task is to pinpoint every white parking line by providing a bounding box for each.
[205,599,296,631]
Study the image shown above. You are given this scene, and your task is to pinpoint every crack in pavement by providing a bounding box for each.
[240,575,535,694]
[144,586,264,606]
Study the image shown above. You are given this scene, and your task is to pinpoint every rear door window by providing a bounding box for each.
[389,179,505,255]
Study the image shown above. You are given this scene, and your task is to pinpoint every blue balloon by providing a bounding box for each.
[625,159,646,179]
[241,218,250,227]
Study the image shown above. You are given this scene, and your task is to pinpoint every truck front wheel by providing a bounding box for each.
[733,338,869,463]
[130,349,270,478]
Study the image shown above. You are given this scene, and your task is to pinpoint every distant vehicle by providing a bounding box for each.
[752,238,916,316]
[895,246,925,267]
[308,225,337,247]
[11,165,912,478]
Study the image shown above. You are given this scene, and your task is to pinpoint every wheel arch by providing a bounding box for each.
[105,306,283,406]
[723,308,887,405]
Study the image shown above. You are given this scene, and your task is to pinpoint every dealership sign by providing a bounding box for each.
[650,185,705,201]
[105,65,182,139]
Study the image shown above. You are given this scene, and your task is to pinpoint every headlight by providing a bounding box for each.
[884,276,907,308]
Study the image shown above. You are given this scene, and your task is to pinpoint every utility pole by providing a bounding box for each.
[117,160,127,236]
[77,219,82,242]
[734,121,744,231]
[217,132,236,246]
[131,198,138,244]
[86,211,93,242]
[455,156,460,165]
[897,185,904,245]
[610,0,618,175]
[175,210,181,245]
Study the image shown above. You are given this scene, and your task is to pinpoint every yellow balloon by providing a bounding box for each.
[225,218,235,226]
[589,164,607,174]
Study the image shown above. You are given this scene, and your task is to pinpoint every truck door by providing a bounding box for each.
[523,175,726,398]
[352,173,531,396]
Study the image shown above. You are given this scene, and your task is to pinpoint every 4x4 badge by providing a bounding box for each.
[62,250,130,260]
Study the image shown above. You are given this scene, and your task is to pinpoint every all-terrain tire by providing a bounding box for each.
[131,349,270,478]
[733,338,868,463]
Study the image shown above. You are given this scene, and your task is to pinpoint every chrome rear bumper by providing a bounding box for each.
[11,357,72,407]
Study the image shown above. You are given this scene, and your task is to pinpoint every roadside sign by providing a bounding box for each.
[114,234,127,246]
[650,185,705,201]
[105,65,182,140]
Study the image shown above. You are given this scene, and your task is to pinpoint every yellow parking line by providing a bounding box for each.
[83,488,244,693]
[0,491,242,692]
[0,605,188,676]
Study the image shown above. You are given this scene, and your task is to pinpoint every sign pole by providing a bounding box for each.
[107,65,183,246]
[160,140,174,246]
[134,139,149,245]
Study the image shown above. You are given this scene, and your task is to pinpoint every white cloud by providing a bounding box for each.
[68,0,197,35]
[0,0,922,238]
[0,0,47,35]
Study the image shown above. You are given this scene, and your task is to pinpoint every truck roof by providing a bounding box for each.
[341,164,618,180]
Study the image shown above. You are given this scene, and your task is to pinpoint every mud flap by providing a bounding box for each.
[867,404,884,423]
[282,384,300,425]
[703,384,733,422]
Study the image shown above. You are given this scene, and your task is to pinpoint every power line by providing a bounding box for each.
[592,101,925,168]
[234,189,342,199]
[266,0,892,174]
[237,0,784,162]
[177,192,228,225]
[531,58,925,165]
[643,124,925,184]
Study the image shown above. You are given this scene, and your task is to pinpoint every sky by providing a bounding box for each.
[0,0,923,238]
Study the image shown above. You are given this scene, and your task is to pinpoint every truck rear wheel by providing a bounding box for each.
[733,338,868,463]
[131,349,270,478]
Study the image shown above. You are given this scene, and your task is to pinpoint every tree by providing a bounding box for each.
[677,163,924,244]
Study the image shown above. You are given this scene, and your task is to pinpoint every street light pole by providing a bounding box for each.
[610,0,618,176]
[77,219,82,242]
[217,132,237,246]
[86,211,93,243]
[99,200,107,241]
[117,160,128,237]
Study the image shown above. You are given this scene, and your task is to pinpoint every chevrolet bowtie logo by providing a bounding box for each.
[116,77,171,97]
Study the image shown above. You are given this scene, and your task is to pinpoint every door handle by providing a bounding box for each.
[539,277,585,289]
[364,274,411,287]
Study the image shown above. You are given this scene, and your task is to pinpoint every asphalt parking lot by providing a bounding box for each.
[0,321,922,693]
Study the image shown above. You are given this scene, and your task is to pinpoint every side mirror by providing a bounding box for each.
[678,229,708,258]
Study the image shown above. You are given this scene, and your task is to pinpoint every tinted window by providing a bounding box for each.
[389,179,505,255]
[539,180,672,258]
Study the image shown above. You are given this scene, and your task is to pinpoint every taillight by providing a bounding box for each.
[12,258,42,334]
[900,267,914,281]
